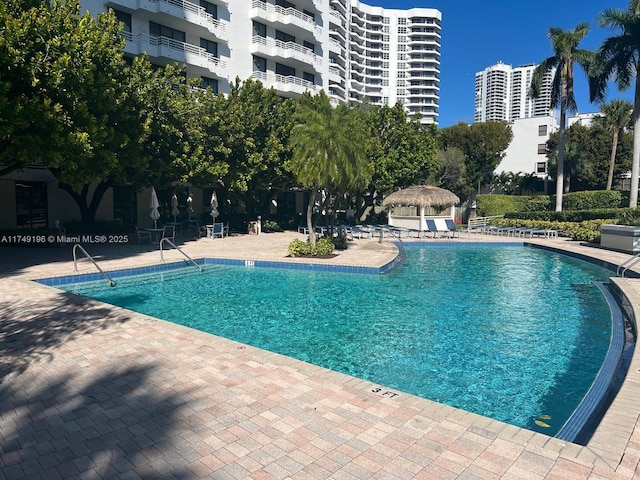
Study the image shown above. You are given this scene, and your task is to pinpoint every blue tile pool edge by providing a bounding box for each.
[554,281,627,444]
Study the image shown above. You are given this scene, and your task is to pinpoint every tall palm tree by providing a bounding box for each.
[288,93,370,246]
[590,1,640,206]
[594,99,633,190]
[529,23,594,211]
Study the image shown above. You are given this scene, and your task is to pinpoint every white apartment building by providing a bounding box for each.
[474,62,554,123]
[80,0,442,124]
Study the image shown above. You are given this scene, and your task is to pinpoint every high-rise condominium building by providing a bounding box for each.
[474,62,554,123]
[80,0,442,124]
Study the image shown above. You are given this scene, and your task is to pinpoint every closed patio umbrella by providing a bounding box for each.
[149,187,160,228]
[210,191,219,221]
[171,194,179,223]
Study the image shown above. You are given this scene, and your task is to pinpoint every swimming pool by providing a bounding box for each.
[54,245,613,437]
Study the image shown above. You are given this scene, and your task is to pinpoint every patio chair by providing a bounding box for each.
[161,224,175,243]
[210,222,228,239]
[135,226,152,244]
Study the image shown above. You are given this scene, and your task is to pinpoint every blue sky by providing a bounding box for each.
[368,0,634,127]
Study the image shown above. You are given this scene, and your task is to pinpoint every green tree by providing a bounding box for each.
[353,102,439,220]
[0,0,169,223]
[287,93,370,245]
[530,23,594,211]
[593,99,633,190]
[439,121,513,199]
[544,123,631,191]
[590,1,640,206]
[215,78,296,217]
[433,147,466,193]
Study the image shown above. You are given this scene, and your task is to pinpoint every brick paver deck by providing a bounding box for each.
[1,231,639,479]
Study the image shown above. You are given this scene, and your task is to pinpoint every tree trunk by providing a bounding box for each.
[606,130,619,191]
[55,180,111,226]
[306,186,317,247]
[555,92,567,212]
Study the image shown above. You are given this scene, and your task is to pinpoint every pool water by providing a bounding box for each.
[65,245,612,436]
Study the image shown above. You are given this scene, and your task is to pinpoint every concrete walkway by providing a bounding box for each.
[0,231,639,479]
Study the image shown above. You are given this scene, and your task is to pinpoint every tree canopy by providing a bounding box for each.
[439,121,513,199]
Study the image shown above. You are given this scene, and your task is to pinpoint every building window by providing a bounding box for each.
[253,55,267,72]
[276,63,295,76]
[276,0,294,7]
[276,30,295,43]
[303,40,315,53]
[253,21,266,37]
[201,77,218,93]
[149,22,185,42]
[537,144,547,154]
[536,162,547,174]
[15,181,47,229]
[303,71,314,83]
[200,0,217,18]
[200,38,218,56]
[114,10,132,33]
[538,125,548,136]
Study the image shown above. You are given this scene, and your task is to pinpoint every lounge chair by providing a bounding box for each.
[350,225,372,239]
[444,219,460,238]
[425,219,449,238]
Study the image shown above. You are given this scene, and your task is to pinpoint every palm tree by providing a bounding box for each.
[590,1,640,206]
[529,23,594,211]
[594,99,633,190]
[288,92,370,246]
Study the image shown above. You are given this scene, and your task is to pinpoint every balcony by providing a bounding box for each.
[122,32,227,77]
[251,71,319,97]
[251,0,321,39]
[251,36,321,70]
[107,0,229,40]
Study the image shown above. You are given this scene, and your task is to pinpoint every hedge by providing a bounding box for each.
[476,190,627,217]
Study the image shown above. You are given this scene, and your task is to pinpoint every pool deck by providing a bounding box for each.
[0,231,639,479]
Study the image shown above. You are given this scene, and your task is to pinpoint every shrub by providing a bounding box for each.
[618,207,640,226]
[261,219,283,232]
[558,190,624,210]
[563,220,608,243]
[476,194,530,217]
[328,234,348,250]
[287,237,335,257]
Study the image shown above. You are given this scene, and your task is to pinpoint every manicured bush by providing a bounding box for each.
[557,190,624,210]
[287,237,335,257]
[476,194,531,217]
[504,209,623,222]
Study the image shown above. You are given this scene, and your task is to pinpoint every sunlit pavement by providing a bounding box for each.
[0,231,639,479]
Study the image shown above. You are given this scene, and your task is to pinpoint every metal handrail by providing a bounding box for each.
[616,251,640,277]
[72,244,116,287]
[160,238,203,272]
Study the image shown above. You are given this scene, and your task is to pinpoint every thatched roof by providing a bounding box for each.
[382,185,460,208]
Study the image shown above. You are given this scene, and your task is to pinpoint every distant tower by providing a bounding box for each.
[475,62,554,123]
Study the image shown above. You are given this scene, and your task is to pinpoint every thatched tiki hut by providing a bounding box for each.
[382,185,460,231]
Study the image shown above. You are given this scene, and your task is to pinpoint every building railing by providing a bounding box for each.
[251,71,318,94]
[111,0,228,35]
[251,36,321,68]
[122,32,226,72]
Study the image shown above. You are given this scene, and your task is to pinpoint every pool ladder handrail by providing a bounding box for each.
[72,244,116,287]
[616,250,640,277]
[160,238,203,272]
